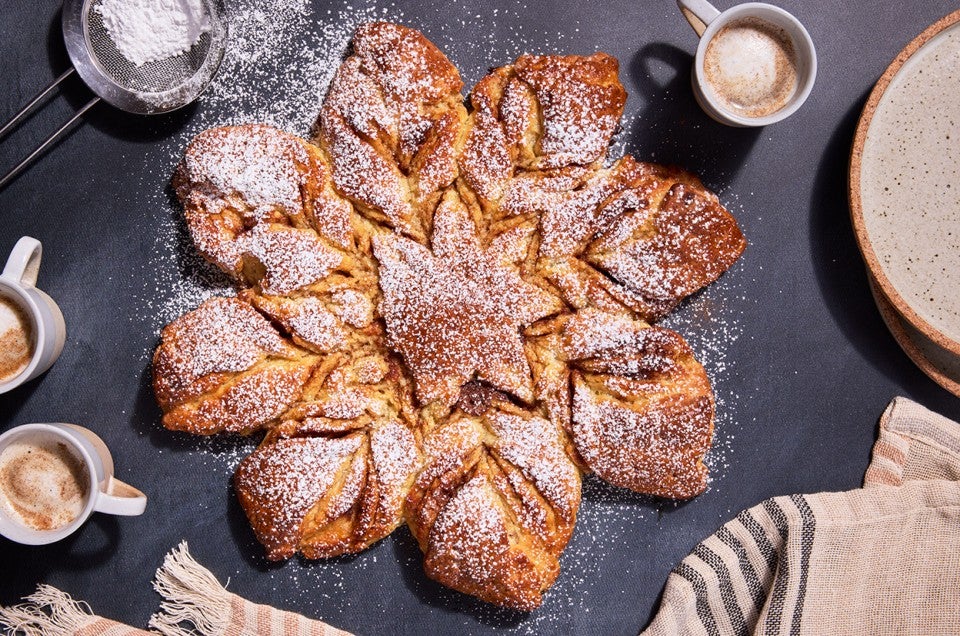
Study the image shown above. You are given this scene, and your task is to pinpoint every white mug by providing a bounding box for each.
[677,0,817,126]
[0,236,66,394]
[0,423,147,545]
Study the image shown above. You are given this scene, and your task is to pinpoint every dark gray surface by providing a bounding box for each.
[2,1,959,634]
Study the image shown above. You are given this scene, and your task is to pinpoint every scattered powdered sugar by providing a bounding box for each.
[660,258,748,490]
[234,435,361,555]
[429,475,510,582]
[513,55,624,168]
[128,0,748,630]
[372,201,559,406]
[179,125,310,219]
[193,365,307,433]
[369,420,420,514]
[321,110,414,234]
[200,1,405,133]
[97,0,211,67]
[288,298,346,351]
[317,387,369,420]
[330,289,373,329]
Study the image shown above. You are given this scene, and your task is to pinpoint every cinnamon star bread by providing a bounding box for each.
[153,21,746,611]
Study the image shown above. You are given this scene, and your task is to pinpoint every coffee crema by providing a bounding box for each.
[0,438,89,531]
[0,294,33,383]
[704,17,798,118]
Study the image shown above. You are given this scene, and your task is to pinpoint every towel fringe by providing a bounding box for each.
[0,584,98,636]
[148,541,233,636]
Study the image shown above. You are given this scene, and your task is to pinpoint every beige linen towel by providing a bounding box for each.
[0,543,352,636]
[643,396,960,635]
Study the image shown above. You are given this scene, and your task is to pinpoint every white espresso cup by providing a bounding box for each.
[0,423,147,545]
[0,237,66,394]
[677,0,817,126]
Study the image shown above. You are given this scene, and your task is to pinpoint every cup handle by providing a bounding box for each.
[676,0,721,37]
[2,236,42,287]
[94,476,147,516]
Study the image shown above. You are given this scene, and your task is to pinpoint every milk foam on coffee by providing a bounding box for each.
[0,437,89,531]
[704,17,798,118]
[0,295,33,383]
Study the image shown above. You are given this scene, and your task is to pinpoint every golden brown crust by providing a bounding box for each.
[460,54,626,215]
[316,22,466,242]
[174,124,354,275]
[234,416,421,560]
[586,180,747,306]
[563,310,714,499]
[154,21,746,611]
[233,346,421,559]
[405,394,579,610]
[373,190,563,408]
[152,297,319,435]
[512,53,626,169]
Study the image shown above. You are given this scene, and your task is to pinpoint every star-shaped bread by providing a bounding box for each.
[156,21,748,612]
[373,190,564,408]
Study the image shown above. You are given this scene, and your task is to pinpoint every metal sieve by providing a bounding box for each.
[0,0,227,189]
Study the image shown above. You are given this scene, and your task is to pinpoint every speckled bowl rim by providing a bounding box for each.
[849,8,960,358]
[867,272,960,398]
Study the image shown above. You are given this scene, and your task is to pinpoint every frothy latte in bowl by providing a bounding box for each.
[677,0,817,127]
[0,423,147,545]
[704,17,798,118]
[0,435,89,531]
[0,294,35,385]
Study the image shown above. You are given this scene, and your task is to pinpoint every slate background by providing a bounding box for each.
[2,1,959,634]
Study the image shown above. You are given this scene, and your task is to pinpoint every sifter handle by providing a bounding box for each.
[0,96,99,191]
[0,68,76,141]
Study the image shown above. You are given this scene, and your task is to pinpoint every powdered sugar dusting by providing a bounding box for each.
[97,0,211,67]
[128,0,748,629]
[287,298,346,351]
[514,54,625,168]
[247,225,342,295]
[588,183,745,302]
[661,259,747,491]
[179,124,310,219]
[369,420,420,516]
[330,289,374,328]
[373,197,560,406]
[429,475,509,582]
[193,366,307,433]
[489,411,579,519]
[234,435,361,557]
[157,296,287,389]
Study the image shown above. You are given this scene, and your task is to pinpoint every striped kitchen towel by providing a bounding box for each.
[0,543,352,636]
[643,396,960,636]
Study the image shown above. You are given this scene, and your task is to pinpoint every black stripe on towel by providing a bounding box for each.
[716,525,766,617]
[693,544,749,636]
[675,562,721,636]
[761,498,790,634]
[790,494,816,636]
[736,507,778,574]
